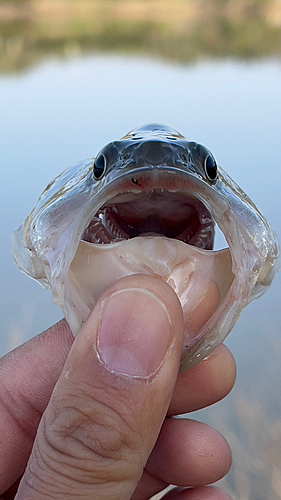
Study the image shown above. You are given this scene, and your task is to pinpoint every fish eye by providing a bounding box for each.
[93,154,106,180]
[204,154,217,183]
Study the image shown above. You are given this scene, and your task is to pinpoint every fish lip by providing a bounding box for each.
[99,163,215,191]
[96,164,227,212]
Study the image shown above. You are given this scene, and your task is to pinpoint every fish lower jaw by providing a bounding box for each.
[66,235,234,368]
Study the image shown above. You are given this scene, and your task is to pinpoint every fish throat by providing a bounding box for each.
[82,190,215,249]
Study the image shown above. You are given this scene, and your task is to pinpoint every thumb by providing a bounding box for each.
[16,274,184,500]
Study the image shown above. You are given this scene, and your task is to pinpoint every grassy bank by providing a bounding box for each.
[0,0,281,72]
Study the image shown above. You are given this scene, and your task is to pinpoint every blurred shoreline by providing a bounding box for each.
[0,0,280,25]
[0,0,281,73]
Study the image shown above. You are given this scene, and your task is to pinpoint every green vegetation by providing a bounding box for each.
[0,0,281,73]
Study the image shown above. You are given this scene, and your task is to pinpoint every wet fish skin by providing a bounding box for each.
[12,124,280,371]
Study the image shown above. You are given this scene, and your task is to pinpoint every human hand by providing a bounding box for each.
[0,275,235,499]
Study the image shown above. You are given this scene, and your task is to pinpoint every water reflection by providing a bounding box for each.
[0,0,281,73]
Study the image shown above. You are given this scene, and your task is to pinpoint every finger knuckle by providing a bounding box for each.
[38,386,139,485]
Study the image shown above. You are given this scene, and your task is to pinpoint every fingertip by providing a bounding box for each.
[147,418,232,487]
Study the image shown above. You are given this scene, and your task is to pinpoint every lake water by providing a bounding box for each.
[1,52,281,498]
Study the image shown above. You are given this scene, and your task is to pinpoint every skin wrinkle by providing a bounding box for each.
[29,433,103,497]
[27,427,137,500]
[48,391,138,461]
[51,407,130,462]
[37,392,142,488]
[0,381,41,443]
[66,340,153,411]
[53,362,157,460]
[23,440,73,499]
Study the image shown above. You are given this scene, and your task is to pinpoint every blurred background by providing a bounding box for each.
[0,1,281,498]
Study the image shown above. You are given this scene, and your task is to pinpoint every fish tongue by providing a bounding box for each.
[68,236,232,343]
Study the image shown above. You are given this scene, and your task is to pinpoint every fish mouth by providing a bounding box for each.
[81,167,219,250]
[82,190,215,249]
[12,130,278,372]
[69,168,236,371]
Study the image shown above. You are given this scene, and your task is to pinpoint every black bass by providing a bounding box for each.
[12,124,279,371]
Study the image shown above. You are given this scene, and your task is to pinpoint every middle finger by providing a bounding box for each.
[146,417,231,486]
[168,344,236,416]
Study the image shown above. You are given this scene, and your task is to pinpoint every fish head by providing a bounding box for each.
[12,124,280,371]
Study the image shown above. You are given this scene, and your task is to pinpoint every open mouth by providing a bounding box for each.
[82,190,215,250]
[67,169,236,371]
[12,123,278,372]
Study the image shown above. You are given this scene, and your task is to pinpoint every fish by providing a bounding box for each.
[12,124,280,371]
